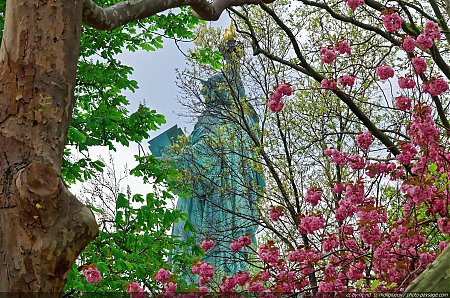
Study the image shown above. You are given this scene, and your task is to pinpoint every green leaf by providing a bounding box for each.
[371,279,379,289]
[428,163,438,173]
[68,126,87,144]
[183,220,195,232]
[116,193,129,209]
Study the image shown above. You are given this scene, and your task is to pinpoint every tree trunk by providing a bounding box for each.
[405,245,450,293]
[0,0,98,292]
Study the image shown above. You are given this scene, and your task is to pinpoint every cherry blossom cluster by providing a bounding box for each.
[343,0,364,11]
[83,266,102,284]
[192,261,215,286]
[382,11,403,32]
[155,268,171,283]
[269,206,284,221]
[398,76,415,89]
[200,239,215,252]
[318,102,449,290]
[268,82,292,113]
[376,65,394,80]
[355,131,373,150]
[229,235,252,252]
[395,95,412,111]
[154,268,179,294]
[320,40,352,65]
[257,242,280,264]
[305,188,322,206]
[408,21,441,51]
[126,282,145,298]
[298,216,325,234]
[423,78,449,96]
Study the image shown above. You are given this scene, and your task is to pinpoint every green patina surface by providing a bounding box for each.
[150,47,263,275]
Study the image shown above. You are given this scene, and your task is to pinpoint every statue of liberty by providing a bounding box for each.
[149,24,264,277]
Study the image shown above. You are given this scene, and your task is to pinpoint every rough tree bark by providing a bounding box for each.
[0,0,98,291]
[0,0,272,292]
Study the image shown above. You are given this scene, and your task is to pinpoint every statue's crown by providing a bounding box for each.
[222,23,237,42]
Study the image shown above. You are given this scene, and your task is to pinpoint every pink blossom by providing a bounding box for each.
[268,99,284,113]
[324,263,338,279]
[298,216,325,234]
[340,224,354,235]
[247,281,265,292]
[356,131,373,150]
[402,37,415,52]
[335,41,352,55]
[198,286,208,293]
[396,143,417,165]
[199,277,211,286]
[332,182,346,194]
[424,21,441,40]
[320,47,337,64]
[344,238,360,251]
[200,239,215,252]
[360,224,381,245]
[258,244,280,264]
[347,261,366,281]
[319,280,344,292]
[324,148,347,167]
[268,88,285,113]
[345,183,365,204]
[230,235,252,252]
[219,276,236,293]
[423,78,449,96]
[260,270,270,281]
[191,263,200,274]
[126,282,145,298]
[322,235,339,252]
[420,253,436,268]
[235,271,251,286]
[238,235,252,247]
[347,154,365,170]
[269,90,282,102]
[439,241,449,251]
[305,188,322,206]
[155,268,171,283]
[437,218,450,234]
[344,0,365,11]
[376,65,394,80]
[416,34,434,50]
[401,184,434,205]
[338,75,355,87]
[198,262,214,278]
[230,240,243,252]
[357,208,387,223]
[269,206,284,222]
[83,267,102,284]
[382,12,403,32]
[165,282,177,293]
[398,76,416,89]
[395,95,412,111]
[335,199,358,221]
[432,198,446,216]
[365,162,396,178]
[288,250,304,262]
[411,57,427,74]
[321,78,337,90]
[277,82,293,96]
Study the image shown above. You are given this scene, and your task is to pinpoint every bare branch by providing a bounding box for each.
[82,0,275,30]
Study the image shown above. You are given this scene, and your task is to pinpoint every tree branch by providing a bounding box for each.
[82,0,274,30]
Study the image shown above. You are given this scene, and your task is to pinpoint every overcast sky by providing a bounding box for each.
[71,16,229,200]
